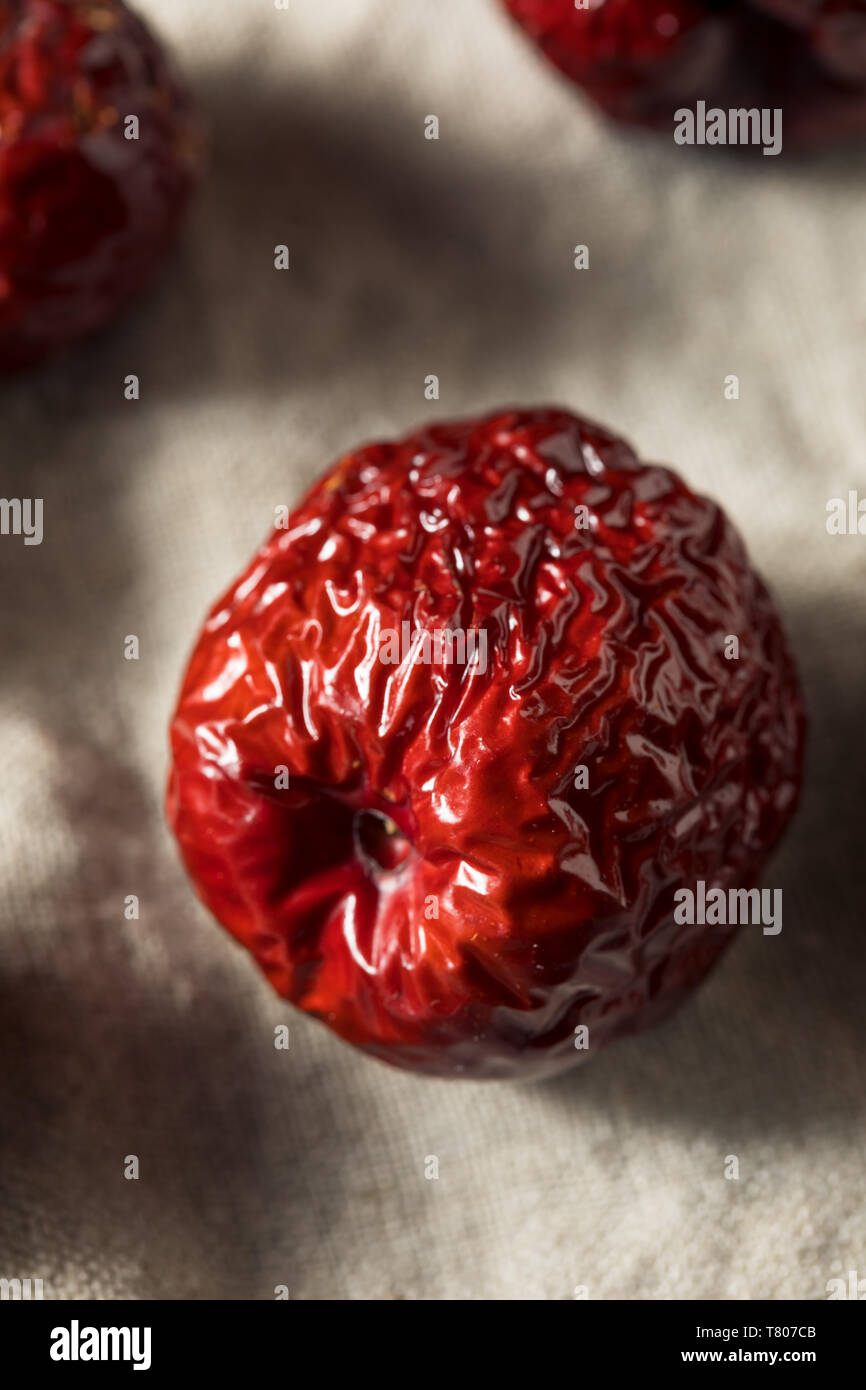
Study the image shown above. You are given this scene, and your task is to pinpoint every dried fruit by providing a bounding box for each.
[0,0,200,370]
[500,0,866,143]
[168,408,806,1080]
[500,0,730,124]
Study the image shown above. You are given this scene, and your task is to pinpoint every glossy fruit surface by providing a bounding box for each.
[0,0,199,370]
[500,0,866,144]
[168,408,806,1080]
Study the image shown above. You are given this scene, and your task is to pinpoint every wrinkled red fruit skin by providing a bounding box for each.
[168,408,806,1081]
[500,0,866,146]
[0,0,200,370]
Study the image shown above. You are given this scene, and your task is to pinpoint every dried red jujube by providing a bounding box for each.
[0,0,199,369]
[500,0,866,144]
[168,408,805,1079]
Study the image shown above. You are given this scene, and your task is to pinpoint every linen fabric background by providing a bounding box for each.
[1,0,864,1301]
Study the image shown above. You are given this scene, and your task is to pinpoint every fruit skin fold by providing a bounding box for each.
[167,408,806,1080]
[0,0,200,370]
